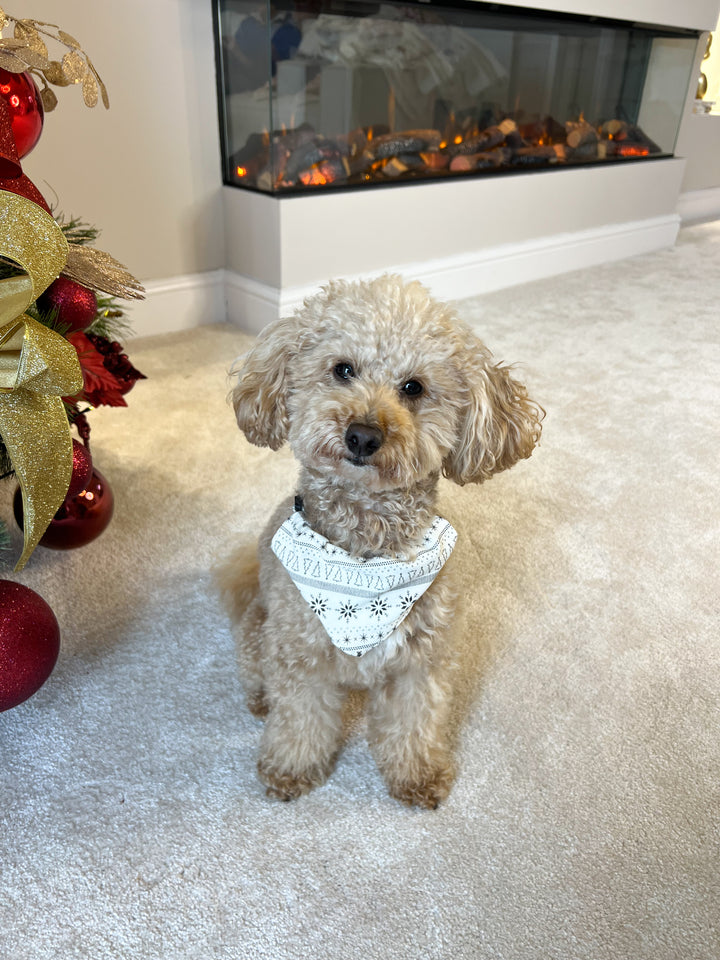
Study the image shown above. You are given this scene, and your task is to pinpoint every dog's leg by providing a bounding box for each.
[239,597,270,718]
[368,660,455,809]
[257,668,344,801]
[216,544,270,717]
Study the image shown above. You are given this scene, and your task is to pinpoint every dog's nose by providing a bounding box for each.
[345,422,383,459]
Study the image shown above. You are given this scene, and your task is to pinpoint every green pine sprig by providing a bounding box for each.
[57,214,101,247]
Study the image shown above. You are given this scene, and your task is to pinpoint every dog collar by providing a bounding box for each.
[270,507,457,658]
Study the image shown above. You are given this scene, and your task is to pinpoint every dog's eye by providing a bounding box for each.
[334,362,355,382]
[401,379,424,398]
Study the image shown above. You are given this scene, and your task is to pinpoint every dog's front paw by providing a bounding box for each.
[387,764,454,810]
[257,756,330,802]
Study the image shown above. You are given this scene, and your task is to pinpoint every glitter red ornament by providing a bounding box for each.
[14,466,114,550]
[0,68,44,159]
[67,439,93,498]
[37,276,98,332]
[0,580,60,712]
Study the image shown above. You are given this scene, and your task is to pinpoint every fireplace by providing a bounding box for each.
[212,1,712,333]
[213,0,699,195]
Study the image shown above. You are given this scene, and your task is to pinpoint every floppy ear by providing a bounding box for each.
[443,333,544,485]
[230,314,302,450]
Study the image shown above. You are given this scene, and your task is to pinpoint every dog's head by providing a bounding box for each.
[231,275,543,490]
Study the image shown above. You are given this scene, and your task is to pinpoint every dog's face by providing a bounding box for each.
[232,276,542,491]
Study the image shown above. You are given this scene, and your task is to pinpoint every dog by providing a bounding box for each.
[219,275,542,807]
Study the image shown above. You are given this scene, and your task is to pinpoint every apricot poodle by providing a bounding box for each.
[219,275,542,808]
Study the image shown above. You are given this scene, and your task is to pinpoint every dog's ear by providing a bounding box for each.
[443,329,544,485]
[230,315,302,450]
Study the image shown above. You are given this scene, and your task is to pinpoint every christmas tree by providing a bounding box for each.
[0,9,144,568]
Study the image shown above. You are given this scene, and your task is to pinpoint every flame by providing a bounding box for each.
[454,135,462,145]
[236,166,247,178]
[300,166,329,186]
[617,145,649,157]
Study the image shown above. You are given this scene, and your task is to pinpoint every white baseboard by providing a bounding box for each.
[225,213,681,333]
[128,270,226,338]
[677,187,720,223]
[127,214,681,337]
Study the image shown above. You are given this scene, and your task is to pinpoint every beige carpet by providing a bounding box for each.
[1,220,719,959]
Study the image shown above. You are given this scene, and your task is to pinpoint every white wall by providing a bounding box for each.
[19,0,225,285]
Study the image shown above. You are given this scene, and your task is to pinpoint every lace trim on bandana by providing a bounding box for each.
[271,509,457,657]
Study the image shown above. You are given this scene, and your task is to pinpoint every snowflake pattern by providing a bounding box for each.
[338,600,358,620]
[309,595,328,616]
[399,592,418,612]
[369,596,389,618]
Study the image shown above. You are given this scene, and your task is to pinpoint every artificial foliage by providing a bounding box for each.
[0,9,144,567]
[0,215,145,556]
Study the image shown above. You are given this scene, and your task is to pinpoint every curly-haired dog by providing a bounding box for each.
[219,275,542,808]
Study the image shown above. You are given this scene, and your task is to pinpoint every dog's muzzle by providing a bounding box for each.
[345,422,383,463]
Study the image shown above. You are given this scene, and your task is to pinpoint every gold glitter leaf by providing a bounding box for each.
[87,59,109,108]
[0,36,26,49]
[82,70,97,108]
[39,86,57,112]
[0,49,25,72]
[63,244,145,301]
[57,29,81,50]
[13,20,48,59]
[61,49,85,82]
[17,47,50,71]
[44,59,70,86]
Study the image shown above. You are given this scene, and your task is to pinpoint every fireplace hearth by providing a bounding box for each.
[213,0,699,195]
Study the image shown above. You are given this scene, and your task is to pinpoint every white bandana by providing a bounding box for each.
[271,509,457,657]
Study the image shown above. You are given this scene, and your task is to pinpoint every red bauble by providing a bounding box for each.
[37,276,98,332]
[0,68,44,158]
[67,439,93,498]
[0,580,60,712]
[14,467,114,550]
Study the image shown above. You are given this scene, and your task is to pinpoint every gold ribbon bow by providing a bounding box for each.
[0,189,83,570]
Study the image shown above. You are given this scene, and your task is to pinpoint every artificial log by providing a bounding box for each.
[449,148,512,172]
[285,139,342,182]
[447,118,517,156]
[370,129,442,160]
[565,119,598,150]
[420,151,450,170]
[298,156,348,186]
[520,115,566,144]
[512,145,557,165]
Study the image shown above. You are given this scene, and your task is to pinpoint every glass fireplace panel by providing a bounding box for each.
[212,0,700,194]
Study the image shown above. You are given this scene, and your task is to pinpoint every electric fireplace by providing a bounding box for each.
[212,0,700,195]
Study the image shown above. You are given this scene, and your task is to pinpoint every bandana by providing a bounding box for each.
[271,507,457,657]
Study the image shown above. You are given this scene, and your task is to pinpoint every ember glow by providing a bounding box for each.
[230,114,662,193]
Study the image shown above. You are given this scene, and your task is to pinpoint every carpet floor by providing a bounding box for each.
[1,220,719,960]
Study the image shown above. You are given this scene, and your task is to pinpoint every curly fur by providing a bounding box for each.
[219,275,543,807]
